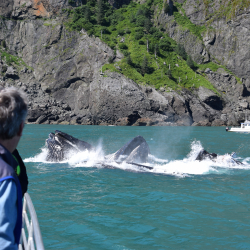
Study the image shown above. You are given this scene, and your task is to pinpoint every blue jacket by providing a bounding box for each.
[0,144,23,249]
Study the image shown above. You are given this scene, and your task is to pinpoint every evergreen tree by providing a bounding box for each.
[166,69,172,78]
[149,43,159,56]
[136,15,146,27]
[136,8,144,16]
[175,43,187,60]
[148,42,155,54]
[84,6,91,21]
[159,38,171,51]
[164,2,170,14]
[152,30,163,40]
[87,0,95,7]
[130,14,136,23]
[144,18,152,33]
[187,55,195,70]
[126,54,133,66]
[135,31,144,40]
[96,0,104,25]
[141,56,149,75]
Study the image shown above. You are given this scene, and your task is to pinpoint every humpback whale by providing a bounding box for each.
[46,130,93,162]
[46,131,243,169]
[195,149,243,165]
[105,136,150,164]
[46,131,152,169]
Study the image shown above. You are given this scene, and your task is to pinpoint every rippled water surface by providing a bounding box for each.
[19,125,250,249]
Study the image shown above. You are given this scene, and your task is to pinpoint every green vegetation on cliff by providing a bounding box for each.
[0,42,32,73]
[65,0,219,92]
[202,0,250,23]
[173,2,206,40]
[0,49,26,67]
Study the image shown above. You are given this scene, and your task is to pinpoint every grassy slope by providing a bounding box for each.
[59,0,248,91]
[0,46,31,74]
[65,1,217,92]
[173,2,206,40]
[103,3,217,91]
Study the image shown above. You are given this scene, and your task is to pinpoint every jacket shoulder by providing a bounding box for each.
[0,156,16,180]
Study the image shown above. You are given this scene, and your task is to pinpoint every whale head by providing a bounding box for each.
[46,130,93,162]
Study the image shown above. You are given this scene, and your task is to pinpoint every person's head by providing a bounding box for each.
[0,87,28,141]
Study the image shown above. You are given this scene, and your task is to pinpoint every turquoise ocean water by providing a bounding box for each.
[19,125,250,249]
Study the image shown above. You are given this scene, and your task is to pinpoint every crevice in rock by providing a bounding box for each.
[127,112,141,126]
[185,100,193,121]
[65,77,82,88]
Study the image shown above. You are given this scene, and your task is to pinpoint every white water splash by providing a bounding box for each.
[24,147,49,163]
[24,141,250,176]
[145,141,213,176]
[187,140,204,160]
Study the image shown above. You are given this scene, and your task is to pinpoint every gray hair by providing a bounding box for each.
[0,87,28,139]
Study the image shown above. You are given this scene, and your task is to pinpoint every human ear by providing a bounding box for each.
[17,122,25,137]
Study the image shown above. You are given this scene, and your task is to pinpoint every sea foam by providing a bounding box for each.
[24,140,250,176]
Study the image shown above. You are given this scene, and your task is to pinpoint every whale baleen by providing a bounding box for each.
[46,131,243,169]
[46,130,93,162]
[45,131,152,169]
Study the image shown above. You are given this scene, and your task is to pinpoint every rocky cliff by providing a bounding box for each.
[170,0,250,82]
[0,0,250,126]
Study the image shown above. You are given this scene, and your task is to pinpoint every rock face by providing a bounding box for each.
[0,0,68,18]
[154,3,208,64]
[0,0,14,18]
[0,0,133,18]
[156,0,250,81]
[0,0,250,126]
[184,1,250,81]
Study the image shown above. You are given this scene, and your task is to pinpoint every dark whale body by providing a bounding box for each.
[195,150,217,161]
[46,132,151,169]
[46,131,243,169]
[106,136,150,164]
[196,149,243,165]
[46,130,92,162]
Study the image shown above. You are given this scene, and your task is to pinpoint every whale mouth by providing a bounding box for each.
[45,132,151,166]
[45,131,92,162]
[46,133,64,162]
[45,131,244,169]
[105,136,150,164]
